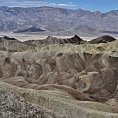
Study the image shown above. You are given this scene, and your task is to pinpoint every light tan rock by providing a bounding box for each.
[1,82,118,118]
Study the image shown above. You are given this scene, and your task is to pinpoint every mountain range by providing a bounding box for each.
[0,6,118,36]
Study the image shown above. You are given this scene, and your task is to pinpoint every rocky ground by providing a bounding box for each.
[1,35,118,118]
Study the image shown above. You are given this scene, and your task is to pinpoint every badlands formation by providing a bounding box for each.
[1,35,118,117]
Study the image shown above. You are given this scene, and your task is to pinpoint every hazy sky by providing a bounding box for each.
[0,0,118,12]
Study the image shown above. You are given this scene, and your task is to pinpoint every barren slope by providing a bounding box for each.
[1,35,118,117]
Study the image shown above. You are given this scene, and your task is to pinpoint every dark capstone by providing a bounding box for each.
[89,35,116,44]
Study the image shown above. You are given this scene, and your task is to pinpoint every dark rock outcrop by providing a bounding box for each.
[60,35,84,44]
[89,35,116,44]
[14,27,45,33]
[0,36,17,43]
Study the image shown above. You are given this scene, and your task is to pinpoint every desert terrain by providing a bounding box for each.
[0,34,118,118]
